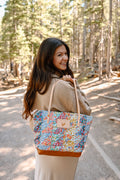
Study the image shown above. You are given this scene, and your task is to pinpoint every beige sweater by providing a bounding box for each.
[30,76,91,129]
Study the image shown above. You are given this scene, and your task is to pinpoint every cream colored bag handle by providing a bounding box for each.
[47,79,80,126]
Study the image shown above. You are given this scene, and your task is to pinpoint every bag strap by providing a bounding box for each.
[47,79,80,126]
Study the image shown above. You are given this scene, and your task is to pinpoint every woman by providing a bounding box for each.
[22,37,91,180]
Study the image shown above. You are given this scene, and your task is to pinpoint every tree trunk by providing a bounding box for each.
[89,0,94,70]
[59,0,62,39]
[115,0,120,61]
[106,0,112,78]
[99,27,104,80]
[82,0,87,61]
[72,2,76,67]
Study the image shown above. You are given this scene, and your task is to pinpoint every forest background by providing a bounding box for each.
[0,1,120,179]
[0,0,120,87]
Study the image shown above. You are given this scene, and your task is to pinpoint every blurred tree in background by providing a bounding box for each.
[0,0,120,84]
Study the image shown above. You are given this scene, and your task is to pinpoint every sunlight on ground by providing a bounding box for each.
[12,123,23,128]
[113,135,120,142]
[98,88,120,96]
[0,93,24,99]
[92,105,105,113]
[14,157,35,173]
[91,107,100,113]
[97,113,105,117]
[0,171,6,177]
[98,177,115,180]
[2,122,13,127]
[90,96,98,100]
[91,102,117,113]
[74,73,81,78]
[84,81,119,94]
[0,147,12,154]
[1,122,23,129]
[12,175,29,180]
[0,86,26,95]
[103,134,120,148]
[104,141,112,145]
[113,143,119,147]
[0,102,8,106]
[1,106,17,112]
[19,147,34,157]
[104,140,119,147]
[8,110,20,114]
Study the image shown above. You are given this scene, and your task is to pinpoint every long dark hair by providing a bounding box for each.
[22,37,74,119]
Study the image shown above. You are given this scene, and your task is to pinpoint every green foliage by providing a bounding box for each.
[0,0,119,76]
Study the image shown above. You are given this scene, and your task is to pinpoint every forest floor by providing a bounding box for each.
[79,75,120,120]
[0,75,120,180]
[75,75,120,180]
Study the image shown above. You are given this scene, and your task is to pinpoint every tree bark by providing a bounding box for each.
[115,0,120,61]
[99,27,104,80]
[82,0,87,61]
[59,0,62,39]
[106,0,112,78]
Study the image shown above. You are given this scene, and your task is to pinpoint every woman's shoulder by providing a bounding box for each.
[51,79,75,102]
[52,78,73,91]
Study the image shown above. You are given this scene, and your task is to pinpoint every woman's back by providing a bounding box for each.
[33,75,89,180]
[23,38,91,180]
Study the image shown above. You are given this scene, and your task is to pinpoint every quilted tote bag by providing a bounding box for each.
[33,79,92,157]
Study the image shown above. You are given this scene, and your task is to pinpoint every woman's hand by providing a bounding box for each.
[62,75,74,84]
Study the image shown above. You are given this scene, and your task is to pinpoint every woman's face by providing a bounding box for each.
[53,45,68,70]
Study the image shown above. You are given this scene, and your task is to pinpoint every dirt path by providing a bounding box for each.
[0,77,120,180]
[75,77,120,179]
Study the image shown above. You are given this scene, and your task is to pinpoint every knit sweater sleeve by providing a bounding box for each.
[53,80,91,115]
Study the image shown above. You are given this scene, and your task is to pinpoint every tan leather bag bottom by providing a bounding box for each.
[37,148,82,157]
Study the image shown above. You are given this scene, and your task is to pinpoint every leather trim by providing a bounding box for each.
[37,148,82,157]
